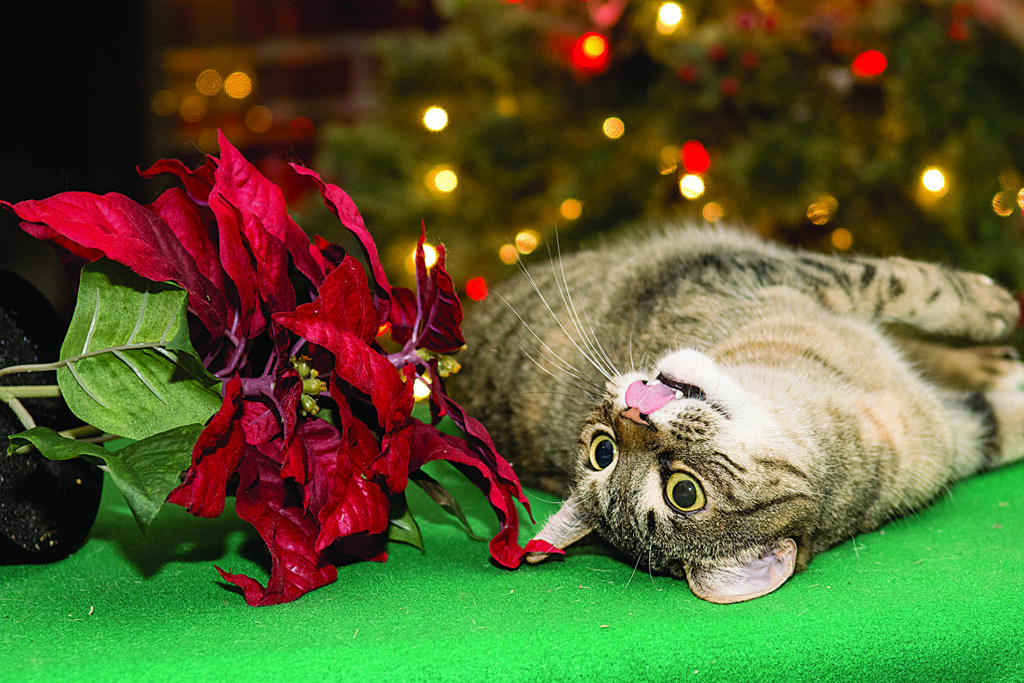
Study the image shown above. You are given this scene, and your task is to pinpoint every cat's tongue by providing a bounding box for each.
[624,380,675,415]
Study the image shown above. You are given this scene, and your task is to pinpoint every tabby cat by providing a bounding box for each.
[451,225,1024,603]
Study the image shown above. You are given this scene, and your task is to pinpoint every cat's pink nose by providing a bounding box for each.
[624,380,675,415]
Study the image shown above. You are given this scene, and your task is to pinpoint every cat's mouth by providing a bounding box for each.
[656,373,707,401]
[621,374,728,428]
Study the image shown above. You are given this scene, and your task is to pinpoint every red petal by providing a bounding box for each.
[273,256,379,344]
[219,453,337,606]
[2,192,225,334]
[316,470,390,552]
[291,164,391,313]
[208,190,265,338]
[167,376,246,518]
[138,156,217,204]
[215,132,324,287]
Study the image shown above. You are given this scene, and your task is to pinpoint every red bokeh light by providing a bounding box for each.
[681,140,711,175]
[851,50,887,77]
[571,32,610,74]
[465,276,489,302]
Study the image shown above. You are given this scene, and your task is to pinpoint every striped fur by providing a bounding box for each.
[452,225,1024,602]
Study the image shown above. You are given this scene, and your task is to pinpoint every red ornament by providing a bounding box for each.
[718,76,740,98]
[681,140,711,175]
[571,32,610,74]
[741,49,760,70]
[707,44,728,62]
[677,63,699,83]
[948,20,969,41]
[465,277,489,302]
[851,50,887,77]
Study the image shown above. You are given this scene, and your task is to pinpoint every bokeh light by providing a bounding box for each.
[831,228,854,250]
[151,90,177,117]
[921,167,948,196]
[515,229,540,254]
[423,106,449,132]
[992,191,1015,217]
[426,166,459,193]
[245,105,273,133]
[571,32,610,73]
[702,202,725,223]
[224,71,253,99]
[681,140,710,174]
[560,198,583,220]
[851,50,887,77]
[679,174,705,199]
[499,243,519,265]
[195,69,223,96]
[602,116,625,139]
[806,195,838,225]
[465,276,489,302]
[407,242,439,273]
[179,94,207,122]
[656,3,684,35]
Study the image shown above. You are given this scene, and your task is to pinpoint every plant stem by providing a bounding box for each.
[0,361,64,377]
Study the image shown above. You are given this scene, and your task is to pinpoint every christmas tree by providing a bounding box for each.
[300,0,1024,296]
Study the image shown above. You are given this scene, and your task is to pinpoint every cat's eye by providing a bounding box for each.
[665,472,706,513]
[588,434,618,471]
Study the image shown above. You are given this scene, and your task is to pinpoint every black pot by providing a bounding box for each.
[0,270,103,564]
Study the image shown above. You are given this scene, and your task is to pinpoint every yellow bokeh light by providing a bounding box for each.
[179,94,207,122]
[992,191,1015,217]
[499,244,519,265]
[496,95,518,117]
[515,230,540,255]
[582,34,607,59]
[196,68,223,96]
[224,71,253,99]
[1017,187,1024,211]
[679,174,705,199]
[702,202,725,223]
[151,89,177,117]
[406,242,439,274]
[423,106,449,132]
[413,376,432,401]
[426,166,458,193]
[560,198,583,220]
[658,145,679,175]
[921,167,948,196]
[602,116,625,139]
[831,228,854,251]
[245,105,273,133]
[807,195,838,225]
[657,3,684,35]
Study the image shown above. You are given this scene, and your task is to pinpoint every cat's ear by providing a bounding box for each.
[524,493,593,564]
[685,538,797,604]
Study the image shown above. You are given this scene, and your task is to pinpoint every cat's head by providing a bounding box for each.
[527,349,817,603]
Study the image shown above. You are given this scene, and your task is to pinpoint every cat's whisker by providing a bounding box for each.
[549,235,621,379]
[514,252,617,383]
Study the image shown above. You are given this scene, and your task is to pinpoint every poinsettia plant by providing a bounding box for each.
[0,131,539,605]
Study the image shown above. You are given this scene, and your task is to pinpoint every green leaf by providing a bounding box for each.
[58,259,222,440]
[9,423,204,529]
[410,469,485,542]
[387,493,425,551]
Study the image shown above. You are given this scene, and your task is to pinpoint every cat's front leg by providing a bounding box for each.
[848,256,1019,342]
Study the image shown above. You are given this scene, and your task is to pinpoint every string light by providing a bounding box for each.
[426,166,458,193]
[560,198,583,220]
[571,32,610,73]
[992,191,1015,217]
[465,277,489,302]
[602,117,625,139]
[224,71,253,99]
[499,244,519,265]
[423,106,449,132]
[702,202,725,222]
[515,229,540,254]
[851,50,887,77]
[406,242,439,274]
[831,228,854,251]
[196,69,223,96]
[806,195,838,225]
[656,3,684,35]
[681,140,710,174]
[921,167,948,196]
[245,105,273,133]
[679,174,705,199]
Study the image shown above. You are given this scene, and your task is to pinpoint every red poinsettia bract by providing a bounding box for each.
[2,131,534,605]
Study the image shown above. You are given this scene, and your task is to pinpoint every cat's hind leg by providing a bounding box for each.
[893,338,1021,392]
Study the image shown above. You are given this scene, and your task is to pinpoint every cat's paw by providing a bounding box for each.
[949,274,1019,342]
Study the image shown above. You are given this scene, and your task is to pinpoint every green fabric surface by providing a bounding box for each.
[3,460,1022,682]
